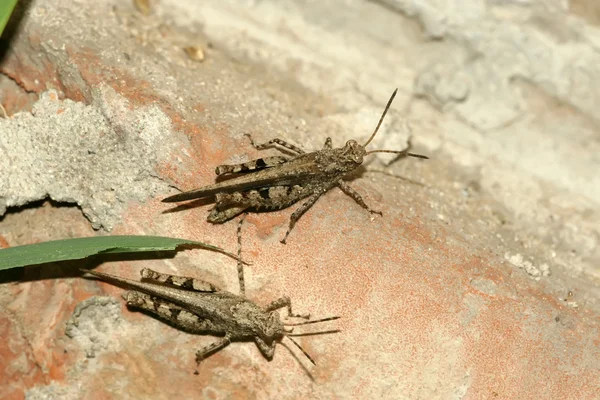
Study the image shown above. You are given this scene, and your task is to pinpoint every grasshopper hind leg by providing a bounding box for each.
[215,156,289,176]
[336,180,382,216]
[123,291,217,333]
[236,214,247,296]
[209,185,312,227]
[140,268,220,292]
[245,134,306,155]
[207,204,249,223]
[210,184,323,243]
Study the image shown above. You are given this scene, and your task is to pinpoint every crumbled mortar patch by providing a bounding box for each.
[505,252,551,281]
[65,296,124,358]
[25,383,78,400]
[0,88,179,229]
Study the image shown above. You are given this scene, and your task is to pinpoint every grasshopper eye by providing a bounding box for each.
[345,140,363,163]
[342,140,358,156]
[263,312,282,339]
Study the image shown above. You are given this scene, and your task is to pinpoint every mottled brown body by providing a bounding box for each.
[163,89,428,243]
[82,268,339,366]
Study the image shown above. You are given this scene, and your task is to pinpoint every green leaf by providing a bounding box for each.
[0,236,232,271]
[0,0,18,38]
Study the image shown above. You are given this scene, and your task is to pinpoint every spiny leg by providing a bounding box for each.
[215,185,312,211]
[281,187,330,244]
[264,296,310,319]
[215,156,289,176]
[336,180,382,216]
[254,336,276,360]
[196,335,232,364]
[323,137,332,149]
[122,291,217,333]
[208,204,249,224]
[245,133,306,155]
[236,213,248,296]
[140,268,219,292]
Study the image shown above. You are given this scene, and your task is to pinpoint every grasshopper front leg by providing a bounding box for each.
[264,296,310,320]
[336,180,383,216]
[254,336,276,360]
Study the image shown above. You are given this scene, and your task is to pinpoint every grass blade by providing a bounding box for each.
[0,0,18,38]
[0,236,231,271]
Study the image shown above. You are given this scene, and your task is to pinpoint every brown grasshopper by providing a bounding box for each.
[163,89,428,243]
[80,266,339,368]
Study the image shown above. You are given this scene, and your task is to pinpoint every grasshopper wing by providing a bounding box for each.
[162,158,319,203]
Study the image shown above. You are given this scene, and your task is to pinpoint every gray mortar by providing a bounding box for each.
[0,87,179,230]
[25,383,79,400]
[65,295,124,358]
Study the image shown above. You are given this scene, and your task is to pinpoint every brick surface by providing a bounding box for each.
[1,1,599,399]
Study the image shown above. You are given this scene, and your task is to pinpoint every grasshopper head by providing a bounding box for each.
[340,139,367,165]
[257,313,341,366]
[257,311,285,344]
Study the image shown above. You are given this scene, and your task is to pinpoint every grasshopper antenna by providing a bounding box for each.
[284,329,341,365]
[366,149,429,159]
[282,316,341,365]
[284,316,340,326]
[362,89,429,160]
[285,336,317,365]
[363,88,398,148]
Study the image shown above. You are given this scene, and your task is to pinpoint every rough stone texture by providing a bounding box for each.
[0,89,177,229]
[0,0,599,399]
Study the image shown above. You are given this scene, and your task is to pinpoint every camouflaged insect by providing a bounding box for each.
[163,89,428,243]
[82,267,339,367]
